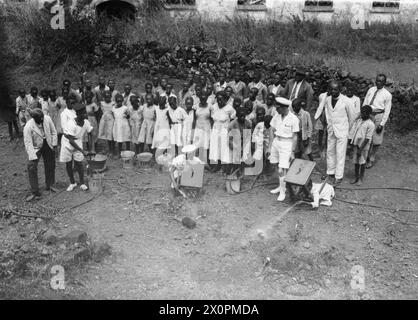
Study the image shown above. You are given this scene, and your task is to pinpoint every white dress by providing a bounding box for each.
[112,105,131,143]
[98,101,114,141]
[209,103,236,163]
[168,107,187,147]
[129,105,143,143]
[152,107,170,150]
[193,105,211,150]
[182,110,195,146]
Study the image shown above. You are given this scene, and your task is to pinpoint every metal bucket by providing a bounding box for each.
[137,152,153,167]
[89,173,104,194]
[121,151,135,170]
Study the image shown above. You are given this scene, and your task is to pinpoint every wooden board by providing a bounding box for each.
[284,159,316,186]
[180,163,204,188]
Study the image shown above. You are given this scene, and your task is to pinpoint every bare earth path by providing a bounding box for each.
[1,125,418,299]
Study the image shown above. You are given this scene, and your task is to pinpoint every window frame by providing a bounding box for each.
[302,0,334,13]
[163,0,197,11]
[236,0,267,12]
[370,0,401,14]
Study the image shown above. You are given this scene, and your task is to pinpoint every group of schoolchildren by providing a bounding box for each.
[17,69,378,203]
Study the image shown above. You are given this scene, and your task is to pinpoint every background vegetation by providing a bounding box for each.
[0,2,417,130]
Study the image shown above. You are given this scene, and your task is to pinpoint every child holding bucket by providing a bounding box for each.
[60,102,93,192]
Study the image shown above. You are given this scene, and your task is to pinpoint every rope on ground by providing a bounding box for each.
[334,198,418,226]
[227,180,418,224]
[1,205,52,220]
[41,188,66,204]
[68,187,103,211]
[337,187,418,193]
[334,198,418,214]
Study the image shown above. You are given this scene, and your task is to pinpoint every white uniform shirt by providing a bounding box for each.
[60,108,77,135]
[362,86,392,126]
[270,112,300,138]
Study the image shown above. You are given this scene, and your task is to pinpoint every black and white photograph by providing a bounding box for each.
[0,0,417,304]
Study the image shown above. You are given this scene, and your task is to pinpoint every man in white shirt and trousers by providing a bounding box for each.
[268,97,300,202]
[324,81,355,185]
[362,74,392,169]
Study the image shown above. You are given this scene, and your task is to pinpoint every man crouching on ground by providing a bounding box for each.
[169,144,203,190]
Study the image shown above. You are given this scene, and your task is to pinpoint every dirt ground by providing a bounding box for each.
[1,120,417,300]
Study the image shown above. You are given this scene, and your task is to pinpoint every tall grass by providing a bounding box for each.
[2,3,417,70]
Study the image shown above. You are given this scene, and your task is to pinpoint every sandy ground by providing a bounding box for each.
[1,122,417,300]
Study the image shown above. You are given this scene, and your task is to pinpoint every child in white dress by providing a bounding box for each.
[129,95,144,155]
[112,94,132,155]
[209,91,236,171]
[193,92,211,163]
[138,94,156,153]
[98,91,115,156]
[168,96,187,156]
[182,97,196,147]
[152,96,170,152]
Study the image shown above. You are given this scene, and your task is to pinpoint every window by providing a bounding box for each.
[165,0,196,4]
[164,0,196,10]
[237,0,267,11]
[371,0,400,13]
[303,0,334,12]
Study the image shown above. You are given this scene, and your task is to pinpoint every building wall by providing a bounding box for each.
[164,0,418,24]
[30,0,418,24]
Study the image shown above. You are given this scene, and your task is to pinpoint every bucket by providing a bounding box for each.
[89,173,104,193]
[87,154,107,173]
[137,152,153,167]
[121,151,135,169]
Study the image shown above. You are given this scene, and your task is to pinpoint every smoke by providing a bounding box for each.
[0,12,14,122]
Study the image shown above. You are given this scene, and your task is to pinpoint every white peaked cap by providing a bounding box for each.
[182,144,197,154]
[275,97,291,106]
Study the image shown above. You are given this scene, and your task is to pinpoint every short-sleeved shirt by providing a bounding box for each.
[60,108,77,134]
[66,119,93,149]
[270,112,300,138]
[349,118,375,147]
